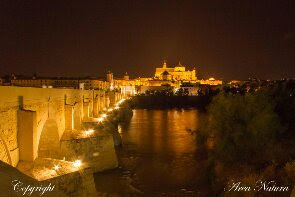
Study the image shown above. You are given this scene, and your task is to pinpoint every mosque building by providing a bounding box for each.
[154,61,197,81]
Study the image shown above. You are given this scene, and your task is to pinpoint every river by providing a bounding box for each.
[94,109,211,197]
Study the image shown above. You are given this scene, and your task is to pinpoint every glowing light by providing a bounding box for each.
[73,160,82,168]
[101,114,107,118]
[84,129,94,136]
[115,106,120,110]
[108,108,113,112]
[119,99,125,103]
[118,125,122,134]
[53,165,60,171]
[93,152,100,157]
[97,117,104,122]
[116,99,126,106]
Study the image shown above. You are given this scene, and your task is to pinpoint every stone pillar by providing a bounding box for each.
[109,92,115,106]
[105,93,110,108]
[89,96,93,117]
[93,96,99,117]
[83,102,89,119]
[73,103,82,130]
[101,92,106,110]
[65,105,73,131]
[97,93,101,113]
[17,110,37,161]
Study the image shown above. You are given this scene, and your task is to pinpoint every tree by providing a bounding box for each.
[197,90,284,168]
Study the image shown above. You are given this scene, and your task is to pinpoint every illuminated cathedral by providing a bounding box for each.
[154,60,197,81]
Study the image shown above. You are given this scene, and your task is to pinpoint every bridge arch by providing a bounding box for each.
[38,119,60,159]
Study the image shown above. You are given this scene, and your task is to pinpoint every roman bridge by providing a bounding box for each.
[0,86,124,168]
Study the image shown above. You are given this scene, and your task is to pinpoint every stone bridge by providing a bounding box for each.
[0,86,124,168]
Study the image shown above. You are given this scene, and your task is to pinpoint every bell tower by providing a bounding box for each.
[163,60,167,68]
[124,72,129,81]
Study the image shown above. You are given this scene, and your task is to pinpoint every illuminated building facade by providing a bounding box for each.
[155,61,197,81]
[10,76,110,90]
[199,78,223,86]
[2,61,222,94]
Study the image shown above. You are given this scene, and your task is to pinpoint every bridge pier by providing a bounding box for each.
[93,95,99,118]
[89,95,94,117]
[100,92,106,111]
[109,92,115,107]
[97,92,102,113]
[65,105,74,131]
[60,131,118,173]
[17,110,37,162]
[73,101,82,130]
[105,93,110,109]
[83,102,90,120]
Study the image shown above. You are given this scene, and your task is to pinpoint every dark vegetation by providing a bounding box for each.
[128,88,219,111]
[196,81,295,195]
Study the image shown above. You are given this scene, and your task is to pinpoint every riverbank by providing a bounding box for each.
[128,95,213,111]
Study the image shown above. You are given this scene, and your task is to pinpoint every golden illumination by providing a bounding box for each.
[97,117,104,122]
[84,129,94,136]
[155,61,196,81]
[101,114,107,118]
[93,152,100,157]
[118,125,122,134]
[108,108,113,112]
[118,99,125,103]
[53,164,60,171]
[73,160,82,168]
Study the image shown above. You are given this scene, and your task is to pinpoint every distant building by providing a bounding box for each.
[179,83,200,96]
[121,85,136,96]
[155,61,197,81]
[140,85,174,94]
[3,60,222,93]
[199,78,222,86]
[106,71,113,83]
[9,75,110,90]
[110,60,222,95]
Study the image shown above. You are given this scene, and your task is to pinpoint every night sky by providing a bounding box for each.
[0,0,295,80]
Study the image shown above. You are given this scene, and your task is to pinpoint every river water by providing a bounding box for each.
[94,109,211,197]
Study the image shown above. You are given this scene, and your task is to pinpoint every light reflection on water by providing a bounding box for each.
[94,109,209,196]
[124,109,198,155]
